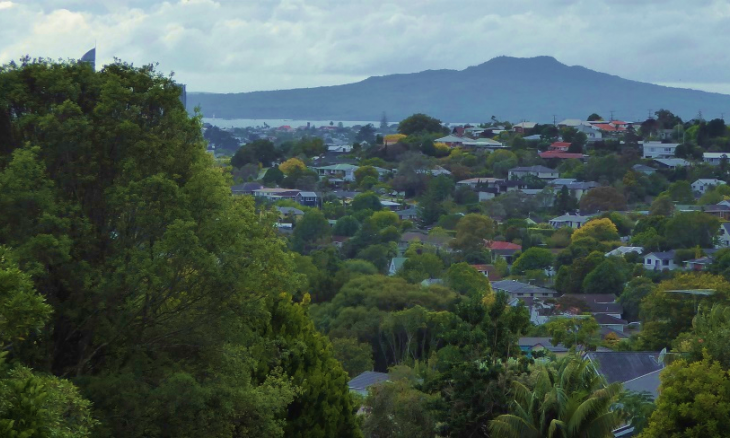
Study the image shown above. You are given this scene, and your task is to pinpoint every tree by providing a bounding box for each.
[649,194,674,216]
[231,139,280,168]
[292,210,331,253]
[512,247,554,274]
[640,355,730,438]
[397,113,447,136]
[545,317,601,351]
[568,131,587,153]
[639,273,730,350]
[587,113,603,121]
[262,166,285,185]
[333,215,360,237]
[356,123,377,143]
[582,259,628,295]
[486,150,518,177]
[664,212,720,249]
[363,368,437,438]
[619,277,654,321]
[330,337,374,378]
[279,157,307,175]
[379,112,389,133]
[672,304,730,368]
[554,185,578,213]
[664,180,694,204]
[354,165,379,185]
[451,214,496,254]
[571,218,620,242]
[0,59,359,437]
[490,357,625,438]
[579,187,627,213]
[445,262,492,296]
[351,191,383,212]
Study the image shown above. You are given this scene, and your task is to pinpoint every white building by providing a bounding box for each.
[691,178,727,194]
[508,165,559,180]
[548,214,593,229]
[703,152,730,166]
[642,142,680,159]
[643,251,679,271]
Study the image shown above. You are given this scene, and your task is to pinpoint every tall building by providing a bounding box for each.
[80,47,95,71]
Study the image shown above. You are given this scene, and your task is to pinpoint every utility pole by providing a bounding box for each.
[553,115,557,126]
[609,110,615,121]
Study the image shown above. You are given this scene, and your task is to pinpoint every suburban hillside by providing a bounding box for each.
[188,56,730,122]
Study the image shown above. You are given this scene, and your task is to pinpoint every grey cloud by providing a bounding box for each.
[1,0,730,94]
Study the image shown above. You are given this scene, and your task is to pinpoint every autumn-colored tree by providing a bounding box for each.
[571,218,620,242]
[279,157,307,175]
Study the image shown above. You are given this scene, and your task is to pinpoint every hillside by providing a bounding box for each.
[187,56,730,123]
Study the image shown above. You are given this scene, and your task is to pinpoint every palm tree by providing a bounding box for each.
[489,357,625,438]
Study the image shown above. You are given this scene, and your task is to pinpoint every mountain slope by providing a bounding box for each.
[187,56,730,123]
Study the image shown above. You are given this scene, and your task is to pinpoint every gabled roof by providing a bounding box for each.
[435,134,465,143]
[510,165,556,173]
[703,152,730,159]
[623,368,662,399]
[297,191,318,197]
[653,158,690,167]
[549,213,593,222]
[518,337,569,353]
[491,280,558,296]
[539,151,588,159]
[348,371,389,393]
[645,250,675,261]
[586,351,663,384]
[486,241,522,251]
[692,178,726,185]
[593,313,628,325]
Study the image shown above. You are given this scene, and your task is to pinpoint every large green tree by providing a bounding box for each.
[397,113,448,136]
[0,58,359,437]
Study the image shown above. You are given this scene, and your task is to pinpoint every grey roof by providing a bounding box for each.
[510,165,556,173]
[549,213,593,223]
[397,207,418,217]
[586,352,663,384]
[276,206,304,215]
[560,294,622,314]
[329,191,361,199]
[632,164,655,172]
[593,313,628,325]
[523,134,542,140]
[653,158,690,167]
[645,250,675,261]
[722,223,730,234]
[297,191,318,197]
[435,134,466,143]
[623,368,662,399]
[518,337,569,353]
[549,178,578,186]
[491,280,558,296]
[348,371,389,393]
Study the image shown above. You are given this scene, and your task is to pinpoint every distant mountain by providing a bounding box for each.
[187,56,730,123]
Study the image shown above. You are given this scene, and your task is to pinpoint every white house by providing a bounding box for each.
[606,247,644,257]
[548,214,593,229]
[718,223,730,247]
[704,152,730,166]
[643,251,679,271]
[508,165,559,180]
[313,164,359,181]
[692,178,727,194]
[642,142,680,159]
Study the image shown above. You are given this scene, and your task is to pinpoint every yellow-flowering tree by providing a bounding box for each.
[279,157,307,175]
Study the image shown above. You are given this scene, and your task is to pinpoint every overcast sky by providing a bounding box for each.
[2,0,730,95]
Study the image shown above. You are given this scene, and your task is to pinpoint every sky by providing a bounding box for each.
[2,0,730,95]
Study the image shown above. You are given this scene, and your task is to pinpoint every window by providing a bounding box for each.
[663,259,669,266]
[645,259,651,265]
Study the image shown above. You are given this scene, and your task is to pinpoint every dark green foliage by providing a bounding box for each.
[231,139,280,168]
[397,113,448,136]
[0,59,358,437]
[351,191,383,211]
[333,215,360,237]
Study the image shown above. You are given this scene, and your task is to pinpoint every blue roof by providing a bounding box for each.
[348,371,389,393]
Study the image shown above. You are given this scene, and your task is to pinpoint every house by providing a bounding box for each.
[491,280,559,300]
[643,250,678,271]
[717,223,730,247]
[470,264,502,280]
[313,164,359,181]
[703,152,730,165]
[557,119,590,128]
[485,241,522,263]
[456,177,504,189]
[508,165,559,181]
[586,351,663,390]
[396,207,418,221]
[704,203,730,220]
[388,257,407,276]
[296,191,319,208]
[684,256,713,271]
[653,158,690,169]
[605,247,643,258]
[558,294,623,318]
[575,123,603,142]
[252,187,300,200]
[593,313,629,333]
[513,121,537,133]
[691,178,726,194]
[380,200,403,211]
[518,337,569,357]
[549,180,600,200]
[275,206,304,218]
[538,151,588,160]
[348,371,389,396]
[632,164,656,175]
[548,213,593,229]
[642,142,680,159]
[231,182,263,195]
[549,141,571,151]
[460,138,506,150]
[416,165,451,176]
[434,134,466,147]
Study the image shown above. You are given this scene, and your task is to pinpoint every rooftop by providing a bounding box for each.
[348,371,389,394]
[586,351,663,384]
[491,280,558,296]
